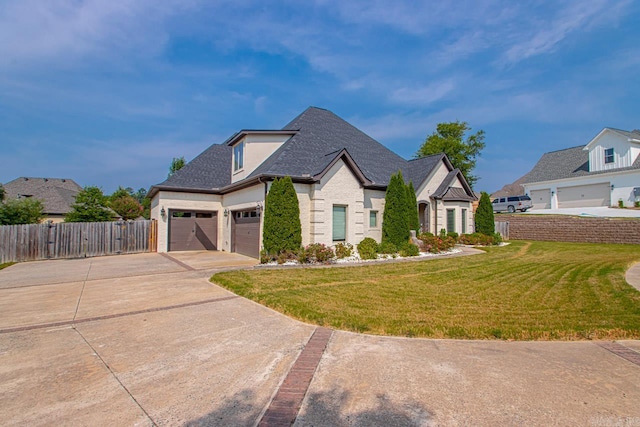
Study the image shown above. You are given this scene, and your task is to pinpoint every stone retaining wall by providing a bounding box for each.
[495,214,640,244]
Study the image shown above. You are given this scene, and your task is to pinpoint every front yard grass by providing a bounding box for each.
[211,241,640,340]
[0,262,15,270]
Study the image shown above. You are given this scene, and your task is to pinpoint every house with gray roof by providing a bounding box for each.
[523,128,640,210]
[149,107,476,257]
[3,177,82,223]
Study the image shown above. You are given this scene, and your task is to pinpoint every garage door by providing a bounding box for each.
[557,183,611,208]
[169,211,218,251]
[530,189,551,209]
[232,210,261,258]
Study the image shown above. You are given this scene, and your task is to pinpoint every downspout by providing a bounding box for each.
[434,199,437,234]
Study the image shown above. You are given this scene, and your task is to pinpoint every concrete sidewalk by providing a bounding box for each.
[1,251,639,426]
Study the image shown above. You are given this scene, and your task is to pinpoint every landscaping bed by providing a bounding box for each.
[212,241,640,340]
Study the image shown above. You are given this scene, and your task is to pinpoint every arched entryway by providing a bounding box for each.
[418,201,430,234]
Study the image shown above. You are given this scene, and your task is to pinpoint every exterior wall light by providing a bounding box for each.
[611,184,615,190]
[223,209,229,217]
[160,207,166,218]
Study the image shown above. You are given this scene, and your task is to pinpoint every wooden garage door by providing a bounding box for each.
[558,183,611,208]
[169,211,218,251]
[232,210,261,258]
[530,189,551,209]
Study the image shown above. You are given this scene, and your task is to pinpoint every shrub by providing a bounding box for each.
[618,199,625,208]
[377,241,397,254]
[65,186,114,223]
[262,176,302,255]
[0,198,44,225]
[635,201,640,208]
[382,171,410,247]
[398,242,420,257]
[303,243,334,264]
[475,191,495,235]
[357,237,379,260]
[334,242,353,259]
[458,232,502,246]
[439,228,447,239]
[418,233,456,253]
[110,195,143,220]
[406,181,420,232]
[277,250,299,265]
[447,231,459,241]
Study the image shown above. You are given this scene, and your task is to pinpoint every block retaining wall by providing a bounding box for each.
[495,214,640,245]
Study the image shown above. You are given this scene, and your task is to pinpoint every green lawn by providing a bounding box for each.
[211,241,640,340]
[0,262,15,270]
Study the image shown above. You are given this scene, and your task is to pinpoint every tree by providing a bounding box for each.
[0,184,5,202]
[475,191,495,235]
[65,186,115,223]
[262,176,302,255]
[406,181,420,233]
[110,195,143,220]
[168,156,186,177]
[416,121,485,188]
[0,198,44,225]
[382,171,410,248]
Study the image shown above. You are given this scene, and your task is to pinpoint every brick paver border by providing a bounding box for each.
[595,341,640,367]
[258,327,333,427]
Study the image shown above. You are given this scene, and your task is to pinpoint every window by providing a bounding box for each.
[369,210,378,228]
[604,148,614,164]
[234,142,244,171]
[333,205,346,241]
[446,209,455,233]
[461,209,467,234]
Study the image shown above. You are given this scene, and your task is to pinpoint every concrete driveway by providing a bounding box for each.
[1,252,639,426]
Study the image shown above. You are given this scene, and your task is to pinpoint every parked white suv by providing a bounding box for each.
[492,195,533,213]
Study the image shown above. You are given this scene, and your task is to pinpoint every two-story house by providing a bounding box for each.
[523,128,640,210]
[148,107,476,257]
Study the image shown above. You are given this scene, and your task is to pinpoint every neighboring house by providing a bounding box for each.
[523,128,640,210]
[149,107,476,257]
[3,177,82,223]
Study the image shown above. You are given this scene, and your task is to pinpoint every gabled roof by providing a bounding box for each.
[584,127,640,151]
[523,143,640,185]
[3,177,82,215]
[432,169,477,201]
[149,107,475,197]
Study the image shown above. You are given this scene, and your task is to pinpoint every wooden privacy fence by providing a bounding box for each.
[495,221,510,240]
[0,220,157,263]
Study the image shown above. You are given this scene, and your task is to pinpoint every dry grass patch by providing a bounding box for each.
[211,241,640,340]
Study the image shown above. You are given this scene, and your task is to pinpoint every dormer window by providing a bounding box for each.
[233,142,244,171]
[604,148,614,164]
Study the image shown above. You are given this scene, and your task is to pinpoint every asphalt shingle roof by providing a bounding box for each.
[3,177,82,215]
[150,107,475,199]
[523,143,640,184]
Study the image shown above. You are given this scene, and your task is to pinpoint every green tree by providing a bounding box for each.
[416,121,485,188]
[65,186,115,223]
[475,191,495,235]
[0,198,44,225]
[110,195,143,220]
[406,181,420,233]
[262,176,302,255]
[168,156,186,177]
[0,184,5,202]
[382,171,410,247]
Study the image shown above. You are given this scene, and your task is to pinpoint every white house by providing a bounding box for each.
[148,107,476,257]
[523,128,640,210]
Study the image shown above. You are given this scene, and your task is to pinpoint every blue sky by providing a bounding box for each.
[1,1,638,194]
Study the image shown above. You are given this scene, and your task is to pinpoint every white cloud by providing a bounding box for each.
[389,79,456,106]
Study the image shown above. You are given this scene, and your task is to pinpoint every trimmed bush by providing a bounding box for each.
[458,232,501,246]
[377,241,397,254]
[304,243,335,264]
[447,231,459,241]
[418,233,456,253]
[262,176,302,257]
[357,237,379,260]
[406,181,420,233]
[399,242,420,257]
[0,198,44,225]
[382,171,410,247]
[475,191,495,235]
[334,242,353,259]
